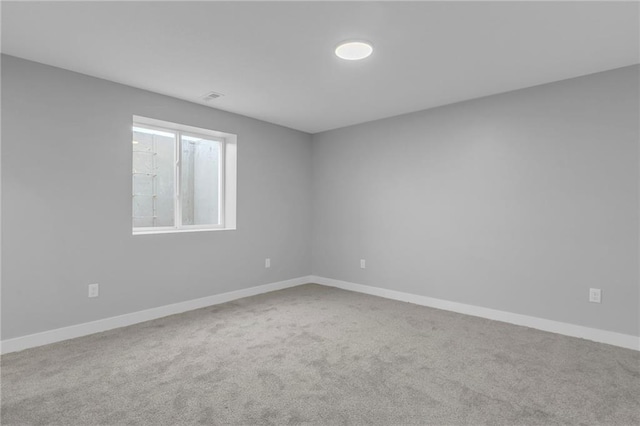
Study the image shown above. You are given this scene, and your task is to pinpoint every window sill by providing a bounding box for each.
[132,227,236,236]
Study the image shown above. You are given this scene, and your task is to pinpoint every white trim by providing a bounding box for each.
[133,116,232,140]
[310,276,640,351]
[0,276,313,355]
[3,276,637,354]
[131,226,236,236]
[223,136,237,229]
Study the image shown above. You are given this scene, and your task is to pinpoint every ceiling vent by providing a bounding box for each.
[201,91,223,102]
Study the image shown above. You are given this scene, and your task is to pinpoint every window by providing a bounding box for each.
[132,116,236,235]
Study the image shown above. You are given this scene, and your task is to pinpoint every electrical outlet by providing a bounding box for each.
[265,258,271,268]
[88,283,99,298]
[360,259,366,269]
[589,288,601,303]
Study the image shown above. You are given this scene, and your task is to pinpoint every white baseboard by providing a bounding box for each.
[310,275,640,351]
[1,276,313,354]
[3,275,637,354]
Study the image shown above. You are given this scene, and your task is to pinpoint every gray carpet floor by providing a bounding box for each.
[1,284,639,425]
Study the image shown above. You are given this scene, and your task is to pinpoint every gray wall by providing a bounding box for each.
[312,65,639,337]
[3,55,638,341]
[1,55,312,339]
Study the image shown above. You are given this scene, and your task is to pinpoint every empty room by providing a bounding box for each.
[1,1,639,425]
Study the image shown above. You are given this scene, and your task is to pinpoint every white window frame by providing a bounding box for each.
[132,116,237,235]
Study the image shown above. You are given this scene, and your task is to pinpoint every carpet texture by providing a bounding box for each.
[1,284,639,425]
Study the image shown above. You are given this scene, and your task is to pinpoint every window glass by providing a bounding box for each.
[181,135,221,226]
[132,127,175,228]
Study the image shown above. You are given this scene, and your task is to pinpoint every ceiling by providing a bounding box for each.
[2,1,638,134]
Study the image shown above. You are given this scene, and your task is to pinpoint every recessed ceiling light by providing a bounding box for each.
[335,41,373,61]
